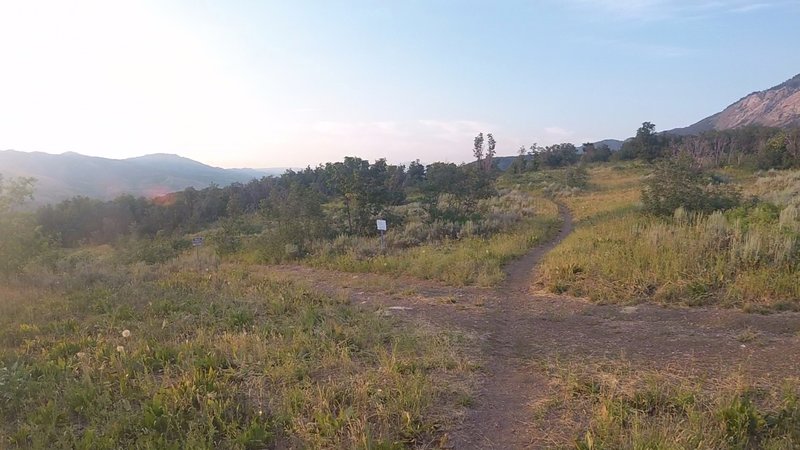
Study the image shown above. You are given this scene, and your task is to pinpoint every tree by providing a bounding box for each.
[405,159,426,187]
[509,146,527,174]
[581,143,612,163]
[473,133,484,163]
[0,175,47,277]
[421,162,494,223]
[0,174,35,213]
[618,122,664,162]
[527,143,541,171]
[538,143,579,168]
[261,180,327,257]
[485,133,497,172]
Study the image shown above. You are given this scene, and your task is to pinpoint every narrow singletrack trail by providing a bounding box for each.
[263,203,800,449]
[448,203,574,449]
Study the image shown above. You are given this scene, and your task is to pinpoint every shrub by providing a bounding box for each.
[642,157,740,216]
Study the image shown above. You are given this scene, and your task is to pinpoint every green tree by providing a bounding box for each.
[0,175,48,276]
[485,133,497,172]
[260,181,328,259]
[618,122,664,162]
[0,174,35,213]
[509,145,527,174]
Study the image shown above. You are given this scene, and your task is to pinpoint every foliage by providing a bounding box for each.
[625,121,665,162]
[0,174,36,213]
[641,156,740,216]
[668,126,800,170]
[310,192,561,286]
[580,143,612,163]
[535,143,580,168]
[420,163,495,223]
[0,175,48,277]
[563,165,589,189]
[259,180,328,258]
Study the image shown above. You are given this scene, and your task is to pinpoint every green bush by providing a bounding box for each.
[642,157,740,216]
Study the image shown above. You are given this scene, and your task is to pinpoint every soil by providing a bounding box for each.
[263,204,800,449]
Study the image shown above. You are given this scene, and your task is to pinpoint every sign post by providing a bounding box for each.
[376,220,387,252]
[192,236,204,264]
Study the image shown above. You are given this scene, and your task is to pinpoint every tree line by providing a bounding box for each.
[33,154,497,248]
[616,122,800,169]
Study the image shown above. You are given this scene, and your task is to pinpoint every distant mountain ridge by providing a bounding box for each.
[0,150,285,205]
[668,73,800,135]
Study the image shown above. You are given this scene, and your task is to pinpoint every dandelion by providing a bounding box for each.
[122,329,131,338]
[116,345,125,353]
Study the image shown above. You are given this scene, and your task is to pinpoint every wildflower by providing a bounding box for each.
[76,352,87,358]
[116,345,125,353]
[122,329,131,338]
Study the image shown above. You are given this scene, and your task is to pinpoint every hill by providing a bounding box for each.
[668,73,800,135]
[0,150,285,205]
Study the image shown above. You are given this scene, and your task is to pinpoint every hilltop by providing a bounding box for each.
[0,150,285,204]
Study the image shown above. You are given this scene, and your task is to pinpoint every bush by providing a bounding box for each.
[642,157,740,216]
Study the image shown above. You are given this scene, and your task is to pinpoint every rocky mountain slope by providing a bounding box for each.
[669,73,800,135]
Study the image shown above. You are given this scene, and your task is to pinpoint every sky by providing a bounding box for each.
[1,0,799,168]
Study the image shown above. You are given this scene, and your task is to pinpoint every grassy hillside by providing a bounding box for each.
[537,164,800,311]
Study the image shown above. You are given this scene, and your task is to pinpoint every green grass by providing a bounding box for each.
[538,165,800,311]
[537,358,800,449]
[0,265,474,449]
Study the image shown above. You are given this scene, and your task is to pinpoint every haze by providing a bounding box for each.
[1,0,799,168]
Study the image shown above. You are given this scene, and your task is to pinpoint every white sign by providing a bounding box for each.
[192,237,204,247]
[376,219,387,231]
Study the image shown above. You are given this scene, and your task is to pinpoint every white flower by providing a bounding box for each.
[116,345,125,353]
[122,329,131,338]
[76,352,87,358]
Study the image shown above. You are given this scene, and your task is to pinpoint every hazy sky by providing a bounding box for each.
[1,0,799,168]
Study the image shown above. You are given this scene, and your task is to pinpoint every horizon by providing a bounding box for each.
[1,1,799,168]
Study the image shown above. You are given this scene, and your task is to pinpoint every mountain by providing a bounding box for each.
[668,73,800,136]
[592,139,624,152]
[0,150,286,205]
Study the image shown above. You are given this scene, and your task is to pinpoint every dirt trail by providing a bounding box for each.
[448,203,575,449]
[264,204,800,449]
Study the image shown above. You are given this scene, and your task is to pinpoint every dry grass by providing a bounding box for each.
[532,358,800,449]
[0,263,475,449]
[538,165,800,311]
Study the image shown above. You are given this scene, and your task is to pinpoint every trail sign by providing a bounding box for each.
[376,220,387,251]
[192,236,204,247]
